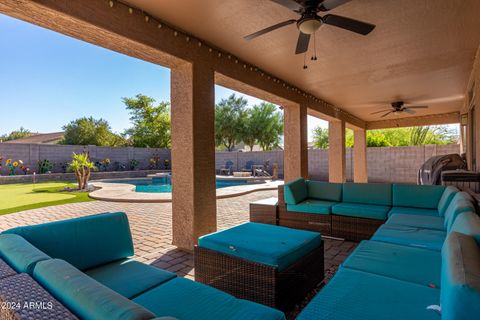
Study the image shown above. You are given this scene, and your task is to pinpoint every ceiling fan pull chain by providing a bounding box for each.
[303,52,308,69]
[311,31,318,61]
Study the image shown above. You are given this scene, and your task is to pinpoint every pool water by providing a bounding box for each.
[105,176,251,193]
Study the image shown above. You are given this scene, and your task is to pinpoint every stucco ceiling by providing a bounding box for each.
[123,0,480,122]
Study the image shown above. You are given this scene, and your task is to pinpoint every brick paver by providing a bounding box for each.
[0,190,356,318]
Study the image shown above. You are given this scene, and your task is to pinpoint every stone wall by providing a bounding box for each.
[0,143,460,184]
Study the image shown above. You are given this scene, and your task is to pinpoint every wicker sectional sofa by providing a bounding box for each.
[0,212,286,320]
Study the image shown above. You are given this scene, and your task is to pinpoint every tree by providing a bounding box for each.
[61,117,126,146]
[68,153,96,190]
[123,94,171,148]
[312,127,329,149]
[0,127,32,142]
[248,103,283,151]
[215,94,248,151]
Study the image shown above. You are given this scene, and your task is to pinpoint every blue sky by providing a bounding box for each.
[0,14,325,139]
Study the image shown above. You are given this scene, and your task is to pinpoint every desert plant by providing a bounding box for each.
[129,159,139,171]
[38,159,53,174]
[68,153,97,190]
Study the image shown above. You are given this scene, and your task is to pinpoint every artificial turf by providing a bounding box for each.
[0,182,94,215]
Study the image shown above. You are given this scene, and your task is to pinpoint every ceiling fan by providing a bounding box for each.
[371,101,429,118]
[244,0,376,55]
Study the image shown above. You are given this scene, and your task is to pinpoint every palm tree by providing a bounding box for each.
[68,153,96,190]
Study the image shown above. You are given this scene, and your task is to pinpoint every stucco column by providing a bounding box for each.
[328,120,346,182]
[353,128,368,183]
[170,63,216,251]
[283,103,308,182]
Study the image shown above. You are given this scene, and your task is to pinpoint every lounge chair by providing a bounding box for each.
[241,160,255,173]
[219,160,234,175]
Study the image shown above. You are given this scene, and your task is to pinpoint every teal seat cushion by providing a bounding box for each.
[342,240,442,288]
[386,214,445,231]
[437,186,459,216]
[287,199,336,215]
[451,211,480,245]
[4,212,134,270]
[307,181,342,202]
[297,268,440,320]
[0,234,50,274]
[392,184,445,209]
[444,192,475,231]
[198,222,322,271]
[371,224,446,251]
[441,232,480,320]
[342,183,392,206]
[283,178,307,205]
[133,277,285,320]
[332,203,389,220]
[85,259,176,299]
[33,259,155,320]
[388,206,439,217]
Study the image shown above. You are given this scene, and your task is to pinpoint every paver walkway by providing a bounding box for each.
[0,190,356,318]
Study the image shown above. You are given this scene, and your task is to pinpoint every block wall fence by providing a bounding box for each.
[0,143,460,184]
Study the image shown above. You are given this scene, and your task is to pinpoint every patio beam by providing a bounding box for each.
[353,128,368,183]
[366,112,460,130]
[0,0,365,129]
[328,120,346,183]
[283,103,308,182]
[171,63,216,251]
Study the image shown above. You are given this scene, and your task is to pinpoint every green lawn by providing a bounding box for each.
[0,182,94,215]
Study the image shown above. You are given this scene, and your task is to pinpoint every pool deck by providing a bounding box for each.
[89,179,284,203]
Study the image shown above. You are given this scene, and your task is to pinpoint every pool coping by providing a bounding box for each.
[89,179,283,203]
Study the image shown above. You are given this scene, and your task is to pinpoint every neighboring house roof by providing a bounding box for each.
[2,132,64,144]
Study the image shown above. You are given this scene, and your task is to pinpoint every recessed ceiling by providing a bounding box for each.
[123,0,480,122]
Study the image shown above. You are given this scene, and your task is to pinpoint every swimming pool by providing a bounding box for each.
[104,176,257,193]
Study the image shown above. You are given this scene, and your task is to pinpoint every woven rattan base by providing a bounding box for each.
[278,207,332,235]
[0,273,78,320]
[331,215,384,241]
[0,259,16,281]
[194,242,324,311]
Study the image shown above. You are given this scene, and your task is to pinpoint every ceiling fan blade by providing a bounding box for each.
[370,109,393,115]
[404,108,416,114]
[270,0,304,12]
[319,0,352,11]
[244,19,297,40]
[323,14,376,35]
[404,105,428,109]
[381,111,392,118]
[295,32,310,54]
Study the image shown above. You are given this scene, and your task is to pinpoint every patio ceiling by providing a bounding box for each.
[123,0,480,122]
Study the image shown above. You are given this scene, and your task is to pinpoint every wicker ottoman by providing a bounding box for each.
[0,259,16,281]
[249,197,278,225]
[194,222,324,311]
[0,273,78,320]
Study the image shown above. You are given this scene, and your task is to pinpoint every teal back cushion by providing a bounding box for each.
[444,192,475,231]
[437,186,459,216]
[0,234,50,274]
[342,183,392,206]
[307,181,342,202]
[33,259,155,320]
[284,178,307,205]
[441,232,480,319]
[4,212,134,270]
[392,184,445,210]
[451,211,480,245]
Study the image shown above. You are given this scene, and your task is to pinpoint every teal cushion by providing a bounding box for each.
[133,277,285,320]
[283,178,307,205]
[371,224,446,251]
[332,203,389,220]
[437,186,459,216]
[297,268,440,320]
[342,240,442,288]
[0,234,50,274]
[33,259,155,320]
[198,222,322,271]
[451,211,480,245]
[388,206,439,217]
[4,212,134,270]
[444,192,475,231]
[342,183,392,206]
[386,214,445,231]
[441,232,480,320]
[307,181,342,202]
[287,199,336,215]
[393,184,445,209]
[85,259,176,299]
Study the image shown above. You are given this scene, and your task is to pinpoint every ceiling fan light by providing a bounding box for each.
[298,19,322,34]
